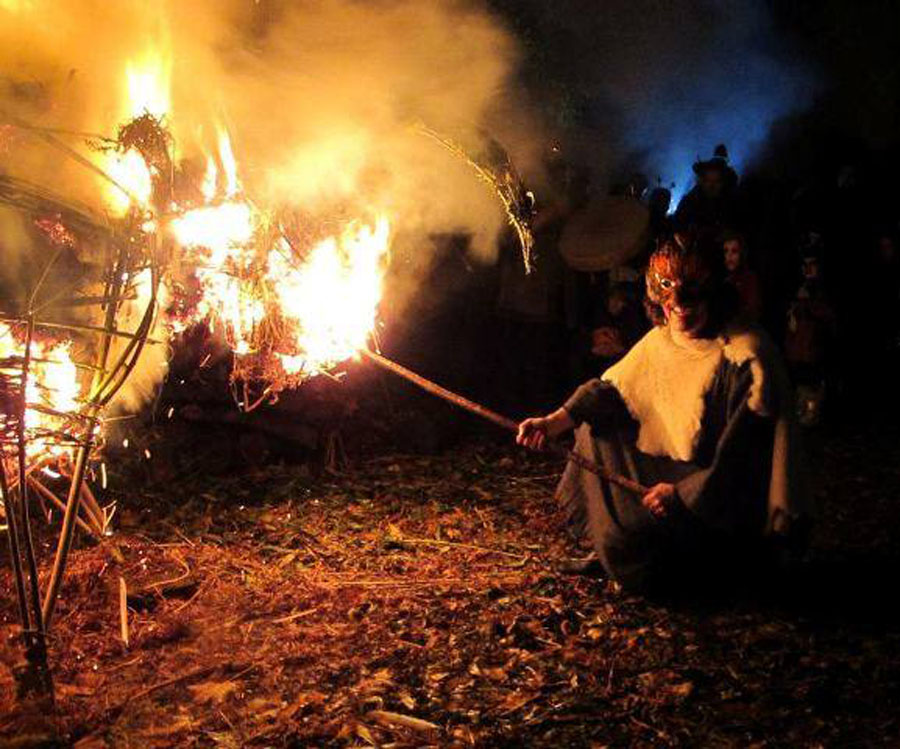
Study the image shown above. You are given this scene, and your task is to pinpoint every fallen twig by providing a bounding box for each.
[270,607,319,625]
[28,476,101,540]
[118,576,129,647]
[389,534,528,560]
[368,709,441,734]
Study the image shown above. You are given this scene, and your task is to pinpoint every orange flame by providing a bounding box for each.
[103,51,172,214]
[169,130,391,378]
[95,56,391,390]
[0,324,83,460]
[270,218,391,375]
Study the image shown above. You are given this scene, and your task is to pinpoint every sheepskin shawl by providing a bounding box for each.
[602,325,724,462]
[601,321,813,530]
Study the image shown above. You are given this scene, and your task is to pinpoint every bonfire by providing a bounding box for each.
[0,36,538,680]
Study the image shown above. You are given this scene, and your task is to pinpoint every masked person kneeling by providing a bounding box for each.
[518,233,813,592]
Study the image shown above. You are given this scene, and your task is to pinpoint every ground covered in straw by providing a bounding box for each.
[2,422,900,747]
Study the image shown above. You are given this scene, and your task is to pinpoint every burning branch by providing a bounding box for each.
[416,124,535,272]
[167,157,392,408]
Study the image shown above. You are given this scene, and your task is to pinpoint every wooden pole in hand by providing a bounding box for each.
[360,348,647,495]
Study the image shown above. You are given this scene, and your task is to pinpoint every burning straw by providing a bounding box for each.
[1,27,537,663]
[415,124,535,272]
[162,123,532,411]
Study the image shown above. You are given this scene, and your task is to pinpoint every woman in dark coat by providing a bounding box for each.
[517,234,812,590]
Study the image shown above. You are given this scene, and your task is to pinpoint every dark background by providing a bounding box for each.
[147,0,900,465]
[381,0,900,434]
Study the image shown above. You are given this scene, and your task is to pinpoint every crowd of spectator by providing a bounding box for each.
[493,143,900,426]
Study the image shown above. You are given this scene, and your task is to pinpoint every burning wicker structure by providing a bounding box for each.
[0,121,164,655]
[1,104,536,669]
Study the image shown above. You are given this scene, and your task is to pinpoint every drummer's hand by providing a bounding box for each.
[516,408,575,451]
[642,483,679,518]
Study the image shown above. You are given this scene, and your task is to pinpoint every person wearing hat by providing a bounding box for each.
[674,144,739,237]
[516,232,812,591]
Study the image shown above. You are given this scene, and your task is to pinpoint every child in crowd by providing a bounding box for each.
[721,231,762,320]
[590,282,646,369]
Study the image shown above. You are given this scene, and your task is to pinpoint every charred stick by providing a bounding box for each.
[3,459,44,493]
[0,459,32,635]
[79,480,106,534]
[42,402,101,629]
[360,349,647,495]
[56,463,105,533]
[28,477,101,540]
[0,316,163,344]
[17,313,44,637]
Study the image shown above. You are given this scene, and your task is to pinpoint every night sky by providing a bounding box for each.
[489,0,900,200]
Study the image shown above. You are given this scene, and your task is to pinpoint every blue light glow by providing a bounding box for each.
[619,8,816,215]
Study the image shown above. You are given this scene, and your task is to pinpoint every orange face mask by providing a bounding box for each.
[646,240,712,312]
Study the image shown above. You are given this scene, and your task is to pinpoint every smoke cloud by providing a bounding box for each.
[1,0,534,238]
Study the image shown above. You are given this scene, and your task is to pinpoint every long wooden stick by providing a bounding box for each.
[360,349,647,495]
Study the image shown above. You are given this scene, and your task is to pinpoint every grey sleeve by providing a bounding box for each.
[563,379,632,433]
[676,366,774,532]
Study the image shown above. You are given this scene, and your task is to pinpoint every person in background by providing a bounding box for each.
[590,282,647,370]
[674,144,739,238]
[517,232,811,591]
[721,230,762,320]
[648,184,673,239]
[493,145,580,412]
[784,237,837,426]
